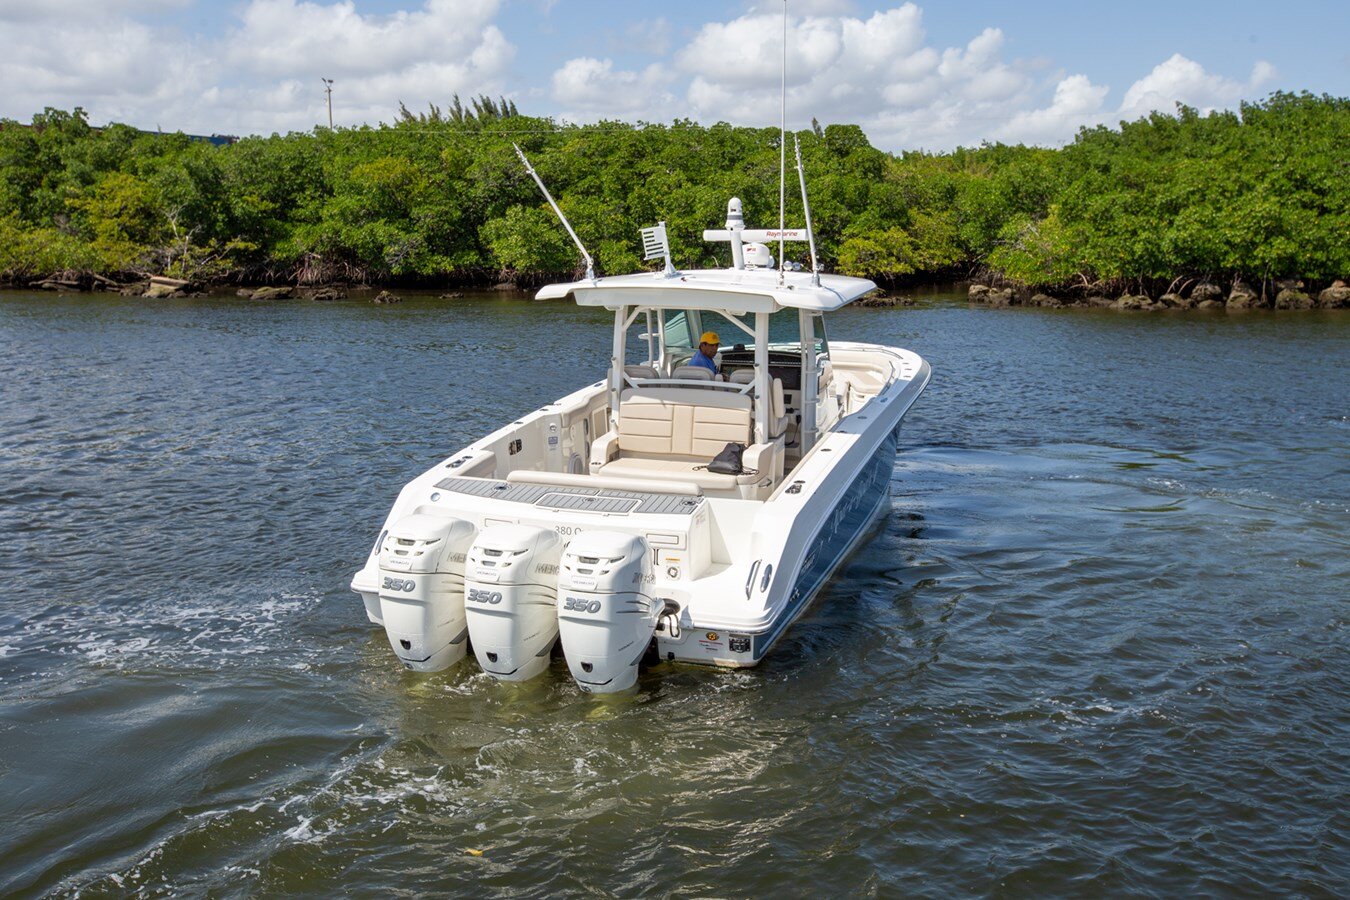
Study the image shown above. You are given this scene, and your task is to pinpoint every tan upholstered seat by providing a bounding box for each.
[624,364,659,380]
[672,365,716,381]
[727,371,788,437]
[590,387,777,495]
[614,389,751,457]
[598,456,738,490]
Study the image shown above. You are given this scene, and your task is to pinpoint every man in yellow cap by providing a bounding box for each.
[690,330,720,375]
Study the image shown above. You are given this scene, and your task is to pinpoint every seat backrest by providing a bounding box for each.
[673,365,714,381]
[721,371,786,436]
[617,388,752,459]
[624,364,659,380]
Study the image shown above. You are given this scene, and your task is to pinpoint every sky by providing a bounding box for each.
[0,0,1345,151]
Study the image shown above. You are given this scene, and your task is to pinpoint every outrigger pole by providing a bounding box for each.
[513,143,596,282]
[793,135,821,287]
[778,0,788,284]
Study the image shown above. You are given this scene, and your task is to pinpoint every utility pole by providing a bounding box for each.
[321,78,334,128]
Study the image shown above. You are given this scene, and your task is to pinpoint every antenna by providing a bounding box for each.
[321,77,334,129]
[778,0,787,282]
[794,135,821,287]
[513,143,596,282]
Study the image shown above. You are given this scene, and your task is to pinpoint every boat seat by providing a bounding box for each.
[598,456,739,491]
[613,388,751,457]
[672,365,718,382]
[624,364,659,380]
[590,387,779,495]
[727,371,789,438]
[598,445,782,493]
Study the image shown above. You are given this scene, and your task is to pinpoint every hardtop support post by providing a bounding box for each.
[644,309,655,364]
[610,306,627,428]
[800,310,818,453]
[754,312,770,444]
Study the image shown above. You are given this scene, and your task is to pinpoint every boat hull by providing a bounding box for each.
[351,340,929,680]
[654,416,904,669]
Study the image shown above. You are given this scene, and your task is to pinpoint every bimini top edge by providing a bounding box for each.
[533,195,878,313]
[535,268,878,314]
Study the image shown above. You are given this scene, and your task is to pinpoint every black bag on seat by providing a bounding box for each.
[706,442,746,476]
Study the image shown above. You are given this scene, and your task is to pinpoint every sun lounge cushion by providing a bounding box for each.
[598,456,738,491]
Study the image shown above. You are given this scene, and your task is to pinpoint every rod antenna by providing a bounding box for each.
[793,134,820,287]
[513,143,595,281]
[778,0,787,283]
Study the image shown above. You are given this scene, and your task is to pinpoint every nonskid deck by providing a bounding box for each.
[434,476,704,517]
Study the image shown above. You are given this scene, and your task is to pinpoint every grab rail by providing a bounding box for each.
[622,375,755,395]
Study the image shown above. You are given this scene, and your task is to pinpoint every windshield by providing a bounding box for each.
[712,309,799,350]
[662,309,693,351]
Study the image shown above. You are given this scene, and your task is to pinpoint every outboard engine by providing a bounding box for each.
[377,513,476,672]
[557,532,659,694]
[464,525,563,682]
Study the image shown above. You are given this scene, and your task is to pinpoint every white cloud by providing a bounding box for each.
[1118,53,1276,119]
[999,74,1110,145]
[0,12,208,124]
[550,4,1282,150]
[0,0,516,135]
[224,0,502,77]
[659,5,1042,147]
[552,58,675,116]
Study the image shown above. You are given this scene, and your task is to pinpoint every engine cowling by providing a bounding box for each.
[464,525,562,681]
[377,513,476,671]
[557,532,659,693]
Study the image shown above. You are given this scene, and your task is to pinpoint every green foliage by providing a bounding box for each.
[0,213,100,276]
[0,92,1344,288]
[986,208,1080,284]
[67,171,164,270]
[481,204,575,273]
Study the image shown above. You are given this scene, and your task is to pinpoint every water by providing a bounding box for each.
[1,289,1346,896]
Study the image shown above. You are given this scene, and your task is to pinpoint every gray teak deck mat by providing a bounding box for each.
[434,477,703,516]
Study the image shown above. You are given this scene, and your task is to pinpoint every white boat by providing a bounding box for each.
[351,183,930,692]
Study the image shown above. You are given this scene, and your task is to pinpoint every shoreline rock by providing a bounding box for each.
[858,293,917,307]
[1159,293,1196,309]
[1112,294,1154,311]
[1275,288,1315,310]
[962,278,1348,314]
[986,287,1015,307]
[1226,282,1269,310]
[1192,283,1224,303]
[1318,281,1349,308]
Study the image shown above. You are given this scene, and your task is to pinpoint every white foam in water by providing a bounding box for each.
[16,589,327,679]
[283,816,318,842]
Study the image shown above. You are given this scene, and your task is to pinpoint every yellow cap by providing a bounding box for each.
[699,331,720,345]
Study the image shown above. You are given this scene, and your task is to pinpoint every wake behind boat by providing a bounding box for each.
[351,178,930,692]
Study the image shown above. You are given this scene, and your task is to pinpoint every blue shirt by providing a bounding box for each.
[690,349,718,374]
